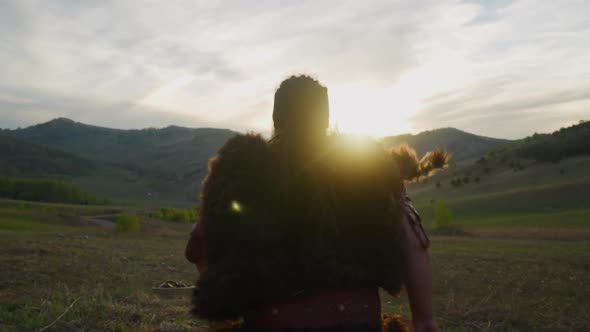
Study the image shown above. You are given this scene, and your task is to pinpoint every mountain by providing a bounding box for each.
[410,121,590,195]
[2,118,513,203]
[381,128,510,163]
[10,118,236,176]
[12,118,585,205]
[0,133,96,177]
[6,118,237,203]
[406,121,590,231]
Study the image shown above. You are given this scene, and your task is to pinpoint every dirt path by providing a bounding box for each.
[472,227,590,241]
[82,214,118,230]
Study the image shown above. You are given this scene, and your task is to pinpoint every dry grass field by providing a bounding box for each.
[1,200,589,331]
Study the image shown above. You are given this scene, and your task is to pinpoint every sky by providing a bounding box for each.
[0,0,588,139]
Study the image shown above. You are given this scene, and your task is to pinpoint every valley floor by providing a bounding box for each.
[0,202,589,331]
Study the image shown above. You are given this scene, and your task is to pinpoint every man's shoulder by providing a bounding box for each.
[210,133,273,170]
[201,133,278,216]
[217,133,270,157]
[321,134,396,174]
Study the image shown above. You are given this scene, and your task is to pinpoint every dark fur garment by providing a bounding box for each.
[193,133,448,323]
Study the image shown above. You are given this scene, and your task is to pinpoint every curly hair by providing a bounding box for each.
[272,75,329,136]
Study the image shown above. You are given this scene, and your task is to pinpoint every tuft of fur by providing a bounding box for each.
[420,148,451,177]
[390,145,451,182]
[382,314,410,332]
[389,144,421,181]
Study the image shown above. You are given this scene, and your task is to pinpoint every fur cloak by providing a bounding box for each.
[192,133,441,322]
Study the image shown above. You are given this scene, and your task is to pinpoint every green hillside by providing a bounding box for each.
[5,118,589,209]
[408,121,590,232]
[10,118,236,177]
[6,118,237,203]
[382,127,509,163]
[0,133,96,176]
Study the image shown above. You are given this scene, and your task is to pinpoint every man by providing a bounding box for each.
[186,75,442,331]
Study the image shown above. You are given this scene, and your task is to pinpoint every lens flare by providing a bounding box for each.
[230,200,243,214]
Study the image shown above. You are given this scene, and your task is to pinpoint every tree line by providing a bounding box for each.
[517,121,590,163]
[0,177,105,205]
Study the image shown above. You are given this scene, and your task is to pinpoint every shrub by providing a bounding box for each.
[116,213,140,232]
[434,200,453,229]
[154,207,197,223]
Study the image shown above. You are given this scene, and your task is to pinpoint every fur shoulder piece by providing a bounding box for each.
[193,133,451,322]
[194,133,289,321]
[203,133,273,190]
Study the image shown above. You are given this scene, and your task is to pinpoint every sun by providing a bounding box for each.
[328,83,419,137]
[327,58,465,137]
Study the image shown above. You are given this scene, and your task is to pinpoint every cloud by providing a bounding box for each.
[0,0,588,139]
[408,0,590,138]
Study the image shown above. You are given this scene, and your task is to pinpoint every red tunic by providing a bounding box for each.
[244,288,382,329]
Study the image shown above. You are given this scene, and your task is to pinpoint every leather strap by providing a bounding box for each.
[401,187,430,249]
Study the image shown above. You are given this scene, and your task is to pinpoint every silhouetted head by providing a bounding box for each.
[272,75,329,139]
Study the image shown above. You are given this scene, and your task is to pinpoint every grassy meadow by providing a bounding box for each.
[410,156,590,235]
[0,190,588,332]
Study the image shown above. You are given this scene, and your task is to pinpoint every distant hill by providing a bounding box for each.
[10,118,585,205]
[407,121,590,230]
[381,128,510,163]
[0,133,95,177]
[4,118,513,203]
[10,118,236,176]
[415,121,590,192]
[6,118,237,203]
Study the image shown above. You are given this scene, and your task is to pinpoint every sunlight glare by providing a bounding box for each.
[329,83,418,137]
[328,56,468,137]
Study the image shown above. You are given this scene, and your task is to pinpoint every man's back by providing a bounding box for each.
[189,133,407,325]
